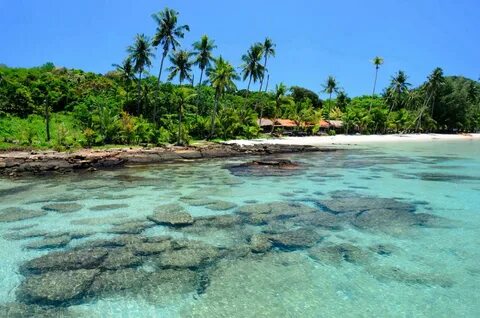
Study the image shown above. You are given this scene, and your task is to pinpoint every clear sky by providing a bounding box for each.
[0,0,478,97]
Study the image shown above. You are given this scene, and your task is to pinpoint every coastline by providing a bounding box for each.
[226,133,480,146]
[0,143,330,176]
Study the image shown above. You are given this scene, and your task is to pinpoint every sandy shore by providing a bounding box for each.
[226,134,480,147]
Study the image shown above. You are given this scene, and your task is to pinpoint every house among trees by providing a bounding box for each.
[257,118,344,135]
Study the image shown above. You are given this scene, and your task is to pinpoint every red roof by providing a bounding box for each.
[275,119,298,127]
[319,120,330,128]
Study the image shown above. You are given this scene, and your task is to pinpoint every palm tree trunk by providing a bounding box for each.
[264,74,270,92]
[247,76,252,93]
[259,57,268,91]
[178,107,183,145]
[45,103,50,142]
[198,68,204,87]
[209,93,219,139]
[372,67,379,96]
[137,72,142,115]
[158,51,167,83]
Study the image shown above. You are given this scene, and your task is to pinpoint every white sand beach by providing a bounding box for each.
[227,134,480,147]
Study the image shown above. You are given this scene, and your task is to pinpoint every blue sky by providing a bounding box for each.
[0,0,478,97]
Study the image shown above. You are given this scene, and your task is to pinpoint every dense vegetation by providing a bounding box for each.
[0,8,479,150]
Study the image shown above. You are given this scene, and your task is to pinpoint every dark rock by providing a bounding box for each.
[0,207,47,223]
[226,159,304,177]
[21,248,109,274]
[24,235,72,250]
[100,248,142,270]
[249,234,272,253]
[41,203,83,214]
[89,204,129,211]
[132,240,172,256]
[88,268,148,296]
[154,242,220,269]
[269,228,322,249]
[147,204,193,226]
[308,243,371,265]
[0,184,33,198]
[16,269,99,305]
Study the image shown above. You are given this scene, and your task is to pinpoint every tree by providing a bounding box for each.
[385,70,411,113]
[425,67,445,116]
[112,57,135,103]
[372,56,384,96]
[271,83,293,134]
[167,50,193,85]
[259,38,276,92]
[152,8,190,83]
[240,43,265,92]
[322,76,339,117]
[208,56,239,138]
[173,87,196,145]
[192,35,216,86]
[127,34,154,115]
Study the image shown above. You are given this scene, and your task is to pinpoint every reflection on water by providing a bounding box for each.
[0,141,479,317]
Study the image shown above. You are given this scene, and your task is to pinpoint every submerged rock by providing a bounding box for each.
[100,248,142,270]
[308,243,371,266]
[249,234,272,253]
[88,268,148,296]
[16,269,99,305]
[366,266,454,288]
[21,248,109,274]
[154,242,220,269]
[193,215,242,229]
[89,204,129,211]
[226,159,304,177]
[24,235,72,250]
[269,228,322,249]
[41,203,83,214]
[318,194,416,214]
[237,201,317,225]
[203,200,238,211]
[132,240,172,256]
[352,209,428,232]
[147,204,193,226]
[0,302,71,318]
[0,207,47,223]
[108,219,155,234]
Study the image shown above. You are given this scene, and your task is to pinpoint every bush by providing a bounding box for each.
[328,129,336,136]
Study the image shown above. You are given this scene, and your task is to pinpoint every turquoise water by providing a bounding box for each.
[0,140,479,317]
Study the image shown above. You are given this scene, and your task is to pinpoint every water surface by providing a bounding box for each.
[0,140,479,317]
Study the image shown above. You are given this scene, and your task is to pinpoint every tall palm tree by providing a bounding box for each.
[173,87,196,145]
[386,70,411,113]
[208,56,239,138]
[372,56,384,96]
[167,50,193,85]
[127,34,154,115]
[425,67,445,116]
[152,8,190,83]
[322,76,339,117]
[259,38,276,92]
[270,83,293,134]
[112,57,135,103]
[241,43,265,93]
[192,35,216,86]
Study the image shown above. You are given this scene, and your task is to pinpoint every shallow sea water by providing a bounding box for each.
[0,140,479,317]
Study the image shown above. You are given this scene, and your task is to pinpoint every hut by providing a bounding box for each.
[257,118,274,133]
[326,120,344,133]
[274,119,299,135]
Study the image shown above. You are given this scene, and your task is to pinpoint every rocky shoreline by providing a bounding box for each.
[0,143,334,176]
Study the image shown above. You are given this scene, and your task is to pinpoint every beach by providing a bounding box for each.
[227,133,480,146]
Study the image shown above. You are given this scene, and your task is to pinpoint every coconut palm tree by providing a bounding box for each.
[270,83,293,134]
[127,34,154,115]
[173,87,196,145]
[259,38,276,92]
[167,50,193,85]
[322,76,339,117]
[372,56,384,96]
[112,57,135,103]
[208,56,239,138]
[386,70,411,113]
[240,43,265,93]
[152,8,190,83]
[192,35,216,86]
[425,67,445,116]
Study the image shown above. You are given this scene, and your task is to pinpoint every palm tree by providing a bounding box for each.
[174,87,196,145]
[167,50,193,85]
[386,70,411,113]
[127,34,154,115]
[208,56,239,138]
[270,83,293,134]
[259,38,276,92]
[425,67,445,116]
[192,35,216,86]
[112,57,135,103]
[322,76,339,116]
[152,8,190,83]
[372,56,384,96]
[240,43,265,93]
